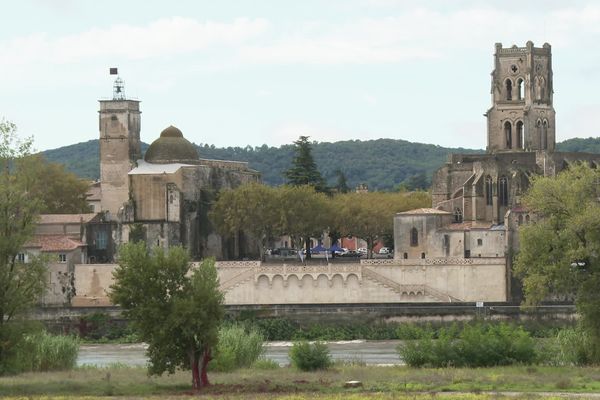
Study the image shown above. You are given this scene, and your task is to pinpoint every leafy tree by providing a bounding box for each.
[284,136,327,193]
[279,185,332,259]
[0,119,48,371]
[210,183,280,259]
[19,154,90,213]
[110,243,224,390]
[334,191,430,258]
[514,163,600,361]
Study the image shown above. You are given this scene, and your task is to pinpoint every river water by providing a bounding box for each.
[77,340,402,367]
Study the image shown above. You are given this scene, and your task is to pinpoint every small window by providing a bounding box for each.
[454,208,463,223]
[58,254,67,263]
[410,228,418,247]
[17,253,26,263]
[403,252,408,259]
[477,238,483,246]
[96,230,108,250]
[421,252,425,259]
[464,250,471,258]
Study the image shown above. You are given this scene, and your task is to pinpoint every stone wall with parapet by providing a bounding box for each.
[70,258,507,307]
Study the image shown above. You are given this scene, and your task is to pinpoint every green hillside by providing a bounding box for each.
[41,136,600,191]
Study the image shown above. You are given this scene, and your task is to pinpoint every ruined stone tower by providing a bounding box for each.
[99,77,141,216]
[486,41,555,153]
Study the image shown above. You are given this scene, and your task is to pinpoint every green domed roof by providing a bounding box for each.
[144,126,199,164]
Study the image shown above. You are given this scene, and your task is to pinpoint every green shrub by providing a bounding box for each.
[398,322,537,367]
[289,341,332,371]
[252,357,280,370]
[211,324,264,372]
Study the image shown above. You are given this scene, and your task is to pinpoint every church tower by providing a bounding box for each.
[99,72,141,216]
[486,41,555,153]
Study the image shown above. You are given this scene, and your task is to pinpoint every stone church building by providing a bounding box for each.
[97,95,260,261]
[393,41,600,300]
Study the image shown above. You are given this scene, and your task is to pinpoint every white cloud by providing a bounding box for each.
[0,17,269,66]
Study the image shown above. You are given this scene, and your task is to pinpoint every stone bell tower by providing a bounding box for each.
[486,41,555,153]
[99,71,141,216]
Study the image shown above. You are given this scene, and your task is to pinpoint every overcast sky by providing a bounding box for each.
[2,0,600,151]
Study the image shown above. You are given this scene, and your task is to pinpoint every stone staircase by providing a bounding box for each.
[219,268,255,292]
[362,267,463,302]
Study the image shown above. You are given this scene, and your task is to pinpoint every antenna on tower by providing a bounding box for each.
[110,67,126,100]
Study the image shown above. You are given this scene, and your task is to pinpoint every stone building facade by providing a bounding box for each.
[98,98,261,260]
[394,41,600,301]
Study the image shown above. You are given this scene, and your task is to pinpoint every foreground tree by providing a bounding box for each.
[110,243,224,390]
[0,120,48,372]
[514,163,600,360]
[210,183,280,260]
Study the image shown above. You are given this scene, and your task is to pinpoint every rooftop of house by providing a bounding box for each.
[24,234,86,252]
[39,214,97,225]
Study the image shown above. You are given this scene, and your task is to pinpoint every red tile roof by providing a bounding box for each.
[39,214,97,224]
[24,235,86,252]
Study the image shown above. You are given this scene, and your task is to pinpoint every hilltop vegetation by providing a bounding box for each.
[42,136,600,190]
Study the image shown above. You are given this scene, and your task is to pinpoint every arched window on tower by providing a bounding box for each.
[485,176,493,206]
[540,76,546,100]
[505,79,512,101]
[454,208,463,223]
[516,78,524,100]
[410,228,418,247]
[536,119,542,148]
[516,121,524,149]
[498,176,508,206]
[504,121,512,149]
[541,119,548,149]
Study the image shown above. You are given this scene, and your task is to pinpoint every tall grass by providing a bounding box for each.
[211,324,264,372]
[20,331,80,372]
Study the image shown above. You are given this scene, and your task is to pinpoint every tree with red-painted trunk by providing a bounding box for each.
[110,243,224,390]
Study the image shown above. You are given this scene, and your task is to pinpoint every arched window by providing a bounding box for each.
[485,175,493,206]
[541,119,548,149]
[454,208,463,223]
[498,176,508,206]
[536,119,542,148]
[505,79,512,101]
[504,121,512,149]
[535,76,541,101]
[403,252,408,259]
[421,252,426,259]
[516,121,523,149]
[516,78,524,100]
[410,228,418,247]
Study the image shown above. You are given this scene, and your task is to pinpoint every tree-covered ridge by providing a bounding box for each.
[42,136,600,191]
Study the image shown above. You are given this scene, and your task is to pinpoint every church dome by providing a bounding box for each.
[144,126,200,164]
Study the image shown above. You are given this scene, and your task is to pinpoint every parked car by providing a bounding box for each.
[340,250,361,257]
[357,247,368,255]
[378,247,390,254]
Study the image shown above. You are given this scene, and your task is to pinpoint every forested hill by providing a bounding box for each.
[42,136,600,191]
